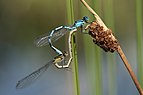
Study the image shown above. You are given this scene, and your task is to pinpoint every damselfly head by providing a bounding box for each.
[83,16,89,23]
[63,51,68,57]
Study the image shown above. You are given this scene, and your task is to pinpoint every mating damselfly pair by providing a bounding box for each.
[16,16,89,89]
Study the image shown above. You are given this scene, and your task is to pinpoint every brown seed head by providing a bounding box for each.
[88,21,119,53]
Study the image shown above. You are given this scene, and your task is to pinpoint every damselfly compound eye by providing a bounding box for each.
[83,16,89,23]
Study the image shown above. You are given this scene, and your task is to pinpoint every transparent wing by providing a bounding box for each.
[35,27,70,47]
[16,60,53,89]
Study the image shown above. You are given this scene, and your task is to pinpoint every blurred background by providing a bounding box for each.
[0,0,143,95]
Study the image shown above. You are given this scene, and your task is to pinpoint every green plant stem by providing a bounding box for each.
[104,0,117,95]
[92,0,103,95]
[66,0,80,95]
[136,0,143,87]
[71,34,80,95]
[94,48,102,95]
[66,0,74,23]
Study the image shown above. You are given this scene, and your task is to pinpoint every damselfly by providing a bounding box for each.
[36,16,89,48]
[35,16,89,68]
[16,16,89,89]
[16,52,68,89]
